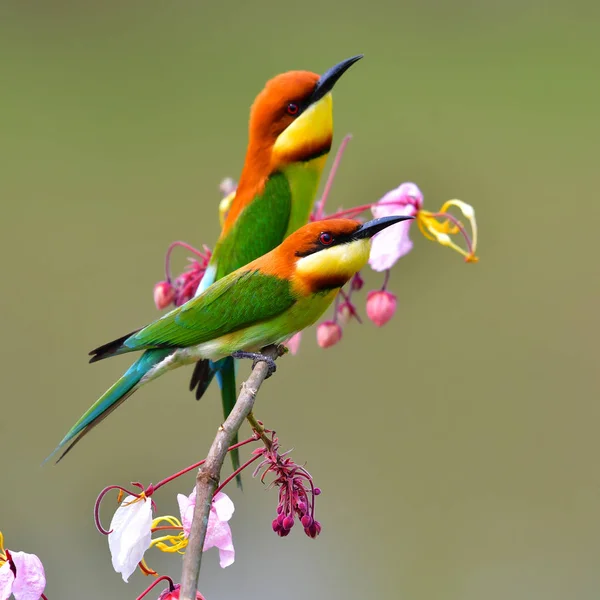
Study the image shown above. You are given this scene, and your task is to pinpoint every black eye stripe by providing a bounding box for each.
[294,227,360,257]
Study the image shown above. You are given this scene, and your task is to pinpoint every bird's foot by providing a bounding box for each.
[232,351,278,378]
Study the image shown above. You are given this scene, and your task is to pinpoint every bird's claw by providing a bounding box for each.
[231,351,278,378]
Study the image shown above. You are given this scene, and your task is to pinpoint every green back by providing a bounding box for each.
[214,172,292,280]
[126,270,296,349]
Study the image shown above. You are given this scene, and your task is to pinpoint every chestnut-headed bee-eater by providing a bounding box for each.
[190,55,362,475]
[48,216,412,462]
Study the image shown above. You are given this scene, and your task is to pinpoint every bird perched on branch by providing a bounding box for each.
[48,215,413,463]
[189,55,363,475]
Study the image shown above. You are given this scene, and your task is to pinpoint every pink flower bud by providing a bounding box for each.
[284,332,302,355]
[301,514,313,528]
[316,321,342,348]
[153,281,175,310]
[305,520,322,538]
[159,584,205,599]
[282,516,295,530]
[366,290,397,327]
[351,272,364,291]
[337,302,353,326]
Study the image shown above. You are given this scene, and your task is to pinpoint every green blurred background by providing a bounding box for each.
[2,0,599,598]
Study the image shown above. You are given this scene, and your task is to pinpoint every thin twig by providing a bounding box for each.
[246,411,273,450]
[178,345,283,600]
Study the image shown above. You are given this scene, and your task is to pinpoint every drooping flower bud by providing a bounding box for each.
[316,321,342,348]
[366,291,397,327]
[285,332,302,355]
[351,272,364,291]
[158,584,205,600]
[337,302,353,326]
[153,281,175,310]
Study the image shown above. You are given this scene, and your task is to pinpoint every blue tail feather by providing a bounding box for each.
[45,349,171,464]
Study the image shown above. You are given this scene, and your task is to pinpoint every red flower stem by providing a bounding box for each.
[332,291,342,323]
[214,454,262,494]
[381,269,390,291]
[153,435,259,492]
[136,575,176,600]
[165,241,210,283]
[94,485,146,535]
[339,288,363,324]
[41,595,48,600]
[314,134,352,220]
[324,199,406,220]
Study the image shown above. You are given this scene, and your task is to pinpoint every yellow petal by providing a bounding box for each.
[416,199,478,262]
[440,199,478,254]
[219,190,236,227]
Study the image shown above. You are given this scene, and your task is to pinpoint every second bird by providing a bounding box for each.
[191,55,363,475]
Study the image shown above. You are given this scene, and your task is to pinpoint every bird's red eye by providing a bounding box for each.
[287,103,299,116]
[319,232,333,246]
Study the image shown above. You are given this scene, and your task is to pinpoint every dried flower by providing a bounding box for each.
[253,436,321,539]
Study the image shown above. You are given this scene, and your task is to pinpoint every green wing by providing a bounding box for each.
[125,270,296,350]
[214,172,292,279]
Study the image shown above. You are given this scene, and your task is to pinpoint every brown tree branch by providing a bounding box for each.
[179,345,283,600]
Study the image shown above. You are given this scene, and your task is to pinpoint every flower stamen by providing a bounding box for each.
[417,199,478,262]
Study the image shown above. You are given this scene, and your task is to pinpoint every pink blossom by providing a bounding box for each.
[0,549,46,600]
[368,182,423,271]
[316,321,342,348]
[177,490,235,568]
[153,281,175,310]
[366,290,397,327]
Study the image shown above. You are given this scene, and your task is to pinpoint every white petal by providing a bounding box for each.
[0,562,15,600]
[108,495,153,582]
[212,493,234,522]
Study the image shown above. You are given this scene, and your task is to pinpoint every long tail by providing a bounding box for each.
[190,357,241,487]
[45,349,172,464]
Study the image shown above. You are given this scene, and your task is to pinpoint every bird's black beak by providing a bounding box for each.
[352,215,415,240]
[308,55,363,105]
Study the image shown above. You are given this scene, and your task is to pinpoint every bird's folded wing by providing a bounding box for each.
[125,270,296,349]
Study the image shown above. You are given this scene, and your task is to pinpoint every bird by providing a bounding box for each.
[48,215,413,463]
[189,55,363,476]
